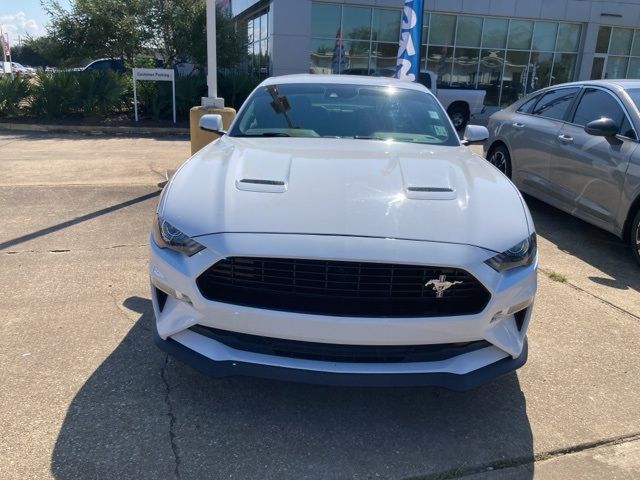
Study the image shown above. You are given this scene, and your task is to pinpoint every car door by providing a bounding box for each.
[507,87,580,195]
[551,87,637,231]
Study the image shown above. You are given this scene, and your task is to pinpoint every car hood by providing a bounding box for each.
[160,136,531,253]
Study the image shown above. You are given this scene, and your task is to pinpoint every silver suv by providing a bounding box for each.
[484,80,640,266]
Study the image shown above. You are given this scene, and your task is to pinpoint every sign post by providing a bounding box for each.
[132,68,176,123]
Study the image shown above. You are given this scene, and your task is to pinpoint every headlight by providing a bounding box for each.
[152,215,205,256]
[485,234,537,272]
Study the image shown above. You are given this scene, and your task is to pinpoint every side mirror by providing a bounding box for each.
[585,117,618,138]
[199,114,224,133]
[463,125,489,144]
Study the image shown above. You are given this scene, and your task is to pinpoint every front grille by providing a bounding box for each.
[190,325,492,363]
[196,257,490,317]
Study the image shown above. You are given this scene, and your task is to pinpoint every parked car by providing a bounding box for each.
[342,67,486,130]
[484,80,640,265]
[150,74,537,390]
[82,58,125,73]
[11,62,36,77]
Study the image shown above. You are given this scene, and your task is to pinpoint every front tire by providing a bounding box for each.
[487,144,512,179]
[631,209,640,266]
[448,104,469,131]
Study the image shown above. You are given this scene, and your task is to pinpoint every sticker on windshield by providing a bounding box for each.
[428,110,440,119]
[434,125,448,137]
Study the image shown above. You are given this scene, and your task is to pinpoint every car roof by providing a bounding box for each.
[536,79,640,91]
[260,74,430,93]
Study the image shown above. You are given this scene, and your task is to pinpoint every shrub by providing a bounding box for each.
[175,73,207,117]
[0,75,31,116]
[29,72,78,118]
[75,71,128,116]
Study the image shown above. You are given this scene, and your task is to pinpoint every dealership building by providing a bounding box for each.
[219,0,640,110]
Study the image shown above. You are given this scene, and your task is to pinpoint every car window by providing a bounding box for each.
[531,88,579,120]
[571,88,628,135]
[230,83,459,146]
[517,95,540,113]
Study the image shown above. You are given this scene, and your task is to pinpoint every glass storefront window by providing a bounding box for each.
[345,40,371,70]
[422,13,430,45]
[310,38,338,74]
[309,3,582,107]
[606,56,629,79]
[482,18,508,49]
[343,6,371,41]
[628,58,640,78]
[528,51,553,91]
[427,45,453,86]
[552,53,577,84]
[556,23,581,52]
[596,26,611,54]
[456,16,482,47]
[508,20,533,50]
[452,48,479,87]
[311,3,341,38]
[478,49,504,106]
[632,32,640,57]
[609,28,633,56]
[501,51,530,106]
[429,14,456,46]
[532,22,557,52]
[371,42,398,71]
[593,26,640,79]
[372,9,400,42]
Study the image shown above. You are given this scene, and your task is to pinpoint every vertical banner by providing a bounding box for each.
[395,0,424,82]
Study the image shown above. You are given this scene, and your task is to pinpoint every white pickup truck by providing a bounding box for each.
[342,67,486,130]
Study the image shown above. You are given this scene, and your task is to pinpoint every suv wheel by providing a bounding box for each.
[631,209,640,266]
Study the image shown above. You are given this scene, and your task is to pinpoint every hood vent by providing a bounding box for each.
[404,185,457,200]
[236,178,288,193]
[407,187,454,193]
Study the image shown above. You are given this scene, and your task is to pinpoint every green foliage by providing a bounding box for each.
[217,71,261,110]
[29,71,129,118]
[75,71,129,116]
[29,72,78,118]
[11,35,65,68]
[0,76,31,116]
[175,74,207,117]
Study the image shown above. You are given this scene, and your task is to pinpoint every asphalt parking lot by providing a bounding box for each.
[1,132,639,480]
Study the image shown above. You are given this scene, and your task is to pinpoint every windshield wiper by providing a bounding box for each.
[237,132,291,137]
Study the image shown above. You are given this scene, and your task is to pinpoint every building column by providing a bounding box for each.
[269,0,312,76]
[577,21,601,81]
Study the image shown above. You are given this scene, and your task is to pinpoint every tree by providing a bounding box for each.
[44,0,154,65]
[11,35,64,68]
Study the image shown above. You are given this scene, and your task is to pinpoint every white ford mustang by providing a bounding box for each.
[149,74,537,390]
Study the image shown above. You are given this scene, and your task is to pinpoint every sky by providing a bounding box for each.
[1,0,71,46]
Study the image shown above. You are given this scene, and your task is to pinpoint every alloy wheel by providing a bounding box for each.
[490,150,508,174]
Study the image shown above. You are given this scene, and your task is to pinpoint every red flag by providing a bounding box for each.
[1,36,9,56]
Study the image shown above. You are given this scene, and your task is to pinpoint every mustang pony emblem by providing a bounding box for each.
[425,275,462,298]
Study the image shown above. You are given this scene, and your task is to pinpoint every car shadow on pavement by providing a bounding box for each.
[51,297,534,480]
[526,195,640,293]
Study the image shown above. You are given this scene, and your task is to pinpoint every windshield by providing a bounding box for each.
[626,88,640,111]
[229,83,459,146]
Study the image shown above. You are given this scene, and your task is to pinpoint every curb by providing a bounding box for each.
[0,122,190,136]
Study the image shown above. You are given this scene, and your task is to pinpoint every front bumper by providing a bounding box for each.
[150,232,536,389]
[153,321,528,390]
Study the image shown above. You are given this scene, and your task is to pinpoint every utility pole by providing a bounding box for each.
[202,0,224,108]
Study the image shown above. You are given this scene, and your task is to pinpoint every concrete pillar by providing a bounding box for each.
[269,0,312,75]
